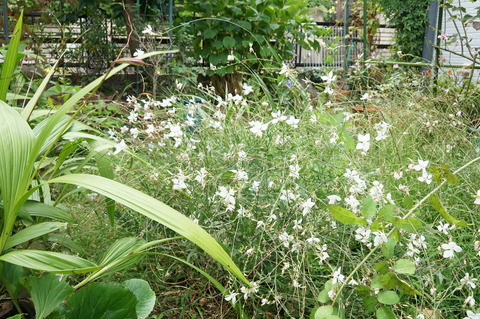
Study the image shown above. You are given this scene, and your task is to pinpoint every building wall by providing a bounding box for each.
[441,0,480,81]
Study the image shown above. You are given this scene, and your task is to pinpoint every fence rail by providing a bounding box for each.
[0,12,395,72]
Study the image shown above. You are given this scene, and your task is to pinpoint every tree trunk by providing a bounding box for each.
[123,0,139,56]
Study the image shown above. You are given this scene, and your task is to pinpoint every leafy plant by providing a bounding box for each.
[0,20,249,317]
[378,0,431,58]
[175,0,330,93]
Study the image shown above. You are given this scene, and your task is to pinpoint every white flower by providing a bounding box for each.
[242,83,253,95]
[286,116,300,128]
[142,25,154,35]
[292,219,303,230]
[317,244,329,263]
[327,195,341,205]
[461,273,478,289]
[301,198,315,216]
[231,169,249,182]
[165,124,183,138]
[249,121,269,137]
[369,181,385,202]
[360,93,370,100]
[373,231,388,247]
[393,171,403,180]
[310,114,317,123]
[129,127,139,139]
[440,241,462,258]
[194,168,208,187]
[356,133,371,152]
[332,267,345,285]
[437,222,450,235]
[465,295,476,307]
[113,140,127,155]
[289,164,301,178]
[227,54,235,61]
[172,171,188,190]
[355,227,371,244]
[240,282,259,300]
[306,237,320,244]
[279,62,293,76]
[250,180,261,192]
[128,111,138,122]
[474,190,480,205]
[224,292,239,305]
[279,232,294,248]
[145,124,155,135]
[271,110,287,124]
[418,170,432,184]
[321,71,337,84]
[374,121,391,141]
[465,310,480,319]
[344,195,360,211]
[398,185,409,194]
[413,160,429,171]
[280,189,298,202]
[216,186,236,210]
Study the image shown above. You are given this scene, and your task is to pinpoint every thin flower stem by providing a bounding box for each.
[332,154,480,305]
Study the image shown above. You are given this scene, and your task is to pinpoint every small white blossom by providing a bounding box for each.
[332,267,345,285]
[113,140,127,155]
[172,171,188,190]
[249,121,269,137]
[440,241,462,258]
[356,133,371,152]
[327,195,341,205]
[460,273,478,289]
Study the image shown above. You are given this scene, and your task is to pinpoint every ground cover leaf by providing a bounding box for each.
[66,283,137,319]
[26,273,74,319]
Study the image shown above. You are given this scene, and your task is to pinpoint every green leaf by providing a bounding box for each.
[430,195,467,227]
[375,261,389,275]
[66,283,137,319]
[2,262,26,301]
[22,200,74,223]
[397,277,421,295]
[84,238,146,282]
[317,280,333,303]
[122,279,155,319]
[48,174,250,285]
[0,11,23,101]
[203,29,218,39]
[402,196,414,210]
[381,236,396,259]
[378,205,395,222]
[0,100,35,252]
[5,222,67,249]
[376,306,396,319]
[26,273,74,319]
[393,259,416,275]
[328,205,358,225]
[223,36,236,49]
[361,197,376,219]
[377,291,400,305]
[380,272,399,289]
[0,250,98,274]
[363,295,377,313]
[93,149,116,226]
[314,305,341,319]
[392,217,423,232]
[355,285,370,297]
